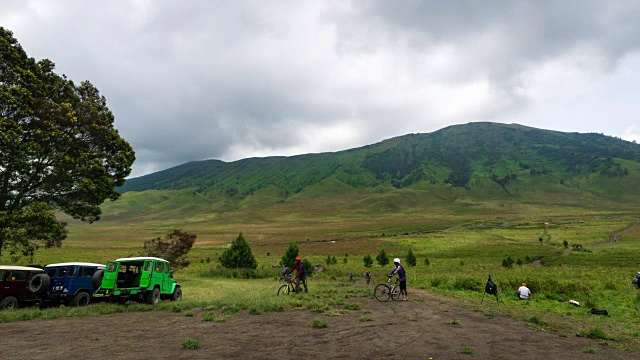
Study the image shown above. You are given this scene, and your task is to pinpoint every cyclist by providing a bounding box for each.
[388,258,407,301]
[290,257,308,293]
[365,269,371,285]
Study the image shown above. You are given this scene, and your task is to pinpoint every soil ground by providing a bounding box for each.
[1,289,635,360]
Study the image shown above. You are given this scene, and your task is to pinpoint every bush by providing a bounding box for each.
[282,243,299,268]
[376,249,389,266]
[501,256,514,268]
[312,319,328,328]
[219,233,257,269]
[424,257,430,266]
[406,248,417,267]
[141,229,196,269]
[182,337,200,350]
[363,254,373,268]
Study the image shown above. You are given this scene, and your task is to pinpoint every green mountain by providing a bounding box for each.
[100,122,640,225]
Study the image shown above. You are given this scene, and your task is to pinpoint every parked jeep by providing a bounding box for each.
[30,262,108,307]
[0,266,44,310]
[93,257,181,305]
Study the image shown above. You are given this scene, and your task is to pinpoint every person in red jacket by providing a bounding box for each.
[290,257,307,293]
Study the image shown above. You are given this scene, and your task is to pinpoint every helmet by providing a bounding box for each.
[393,258,401,264]
[295,257,301,262]
[365,269,370,273]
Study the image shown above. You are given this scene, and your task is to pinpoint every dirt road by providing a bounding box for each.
[1,290,634,359]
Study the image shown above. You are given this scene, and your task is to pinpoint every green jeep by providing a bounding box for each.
[92,257,182,305]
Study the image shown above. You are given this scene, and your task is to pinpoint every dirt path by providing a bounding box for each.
[0,290,634,360]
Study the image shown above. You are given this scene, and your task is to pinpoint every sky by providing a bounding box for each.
[2,1,640,177]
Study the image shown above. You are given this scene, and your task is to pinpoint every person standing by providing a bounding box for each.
[517,282,531,300]
[388,258,407,301]
[365,269,371,285]
[290,257,307,293]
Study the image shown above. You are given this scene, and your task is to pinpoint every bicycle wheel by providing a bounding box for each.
[374,284,391,302]
[390,285,401,301]
[278,284,290,296]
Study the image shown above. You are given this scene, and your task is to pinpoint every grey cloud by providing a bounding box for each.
[2,0,640,177]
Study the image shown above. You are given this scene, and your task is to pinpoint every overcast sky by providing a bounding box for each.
[3,1,640,177]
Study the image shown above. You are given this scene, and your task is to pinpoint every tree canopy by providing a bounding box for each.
[141,229,197,270]
[0,27,135,259]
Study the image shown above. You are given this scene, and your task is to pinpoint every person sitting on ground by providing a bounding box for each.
[290,257,307,293]
[388,258,408,301]
[517,282,531,300]
[365,269,371,285]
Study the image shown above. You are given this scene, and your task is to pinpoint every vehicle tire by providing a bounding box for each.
[171,286,182,301]
[70,292,91,307]
[390,286,401,301]
[146,288,160,305]
[374,284,391,302]
[29,274,50,294]
[0,296,19,310]
[277,284,290,296]
[92,270,104,290]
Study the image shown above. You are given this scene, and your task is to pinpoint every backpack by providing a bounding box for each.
[485,278,498,295]
[589,308,609,316]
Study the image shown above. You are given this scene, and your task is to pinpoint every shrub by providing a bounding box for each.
[363,254,373,268]
[501,256,514,268]
[182,337,200,350]
[281,242,299,268]
[141,229,196,269]
[580,327,611,340]
[406,248,417,267]
[312,319,328,328]
[424,257,430,266]
[376,249,389,266]
[219,233,257,269]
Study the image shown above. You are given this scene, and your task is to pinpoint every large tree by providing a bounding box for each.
[0,28,135,259]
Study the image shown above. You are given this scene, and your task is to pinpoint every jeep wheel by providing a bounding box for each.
[171,286,182,301]
[146,288,160,305]
[70,292,91,307]
[0,296,19,310]
[29,274,51,294]
[92,270,104,290]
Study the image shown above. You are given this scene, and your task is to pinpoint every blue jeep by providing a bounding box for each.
[29,262,109,307]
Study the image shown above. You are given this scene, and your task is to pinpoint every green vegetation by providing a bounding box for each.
[459,346,474,355]
[142,229,196,269]
[219,233,257,269]
[181,337,199,350]
[0,28,135,260]
[312,319,328,328]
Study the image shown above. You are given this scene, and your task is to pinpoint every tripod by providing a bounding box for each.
[481,275,505,305]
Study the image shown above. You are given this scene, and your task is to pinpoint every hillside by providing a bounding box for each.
[119,122,640,197]
[78,121,640,243]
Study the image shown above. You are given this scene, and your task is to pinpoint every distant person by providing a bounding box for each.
[365,270,371,285]
[349,272,355,282]
[280,266,290,281]
[290,257,307,293]
[633,272,640,289]
[388,258,407,301]
[517,282,531,300]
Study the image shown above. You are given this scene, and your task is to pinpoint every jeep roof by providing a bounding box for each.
[114,257,168,262]
[0,266,44,272]
[45,262,106,268]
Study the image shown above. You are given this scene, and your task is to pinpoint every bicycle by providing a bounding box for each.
[374,276,401,302]
[277,275,305,296]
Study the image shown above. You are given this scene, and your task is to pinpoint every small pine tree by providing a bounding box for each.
[424,257,430,266]
[326,255,332,266]
[516,258,523,265]
[219,233,257,269]
[376,249,389,266]
[563,240,568,248]
[406,248,417,267]
[302,258,314,278]
[363,254,373,268]
[343,256,348,264]
[331,255,338,265]
[281,243,299,268]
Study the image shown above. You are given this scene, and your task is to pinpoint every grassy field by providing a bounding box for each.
[2,207,640,348]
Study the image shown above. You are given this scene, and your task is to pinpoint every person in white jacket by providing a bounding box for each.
[517,283,531,300]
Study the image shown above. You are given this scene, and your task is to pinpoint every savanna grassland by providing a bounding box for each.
[3,197,640,351]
